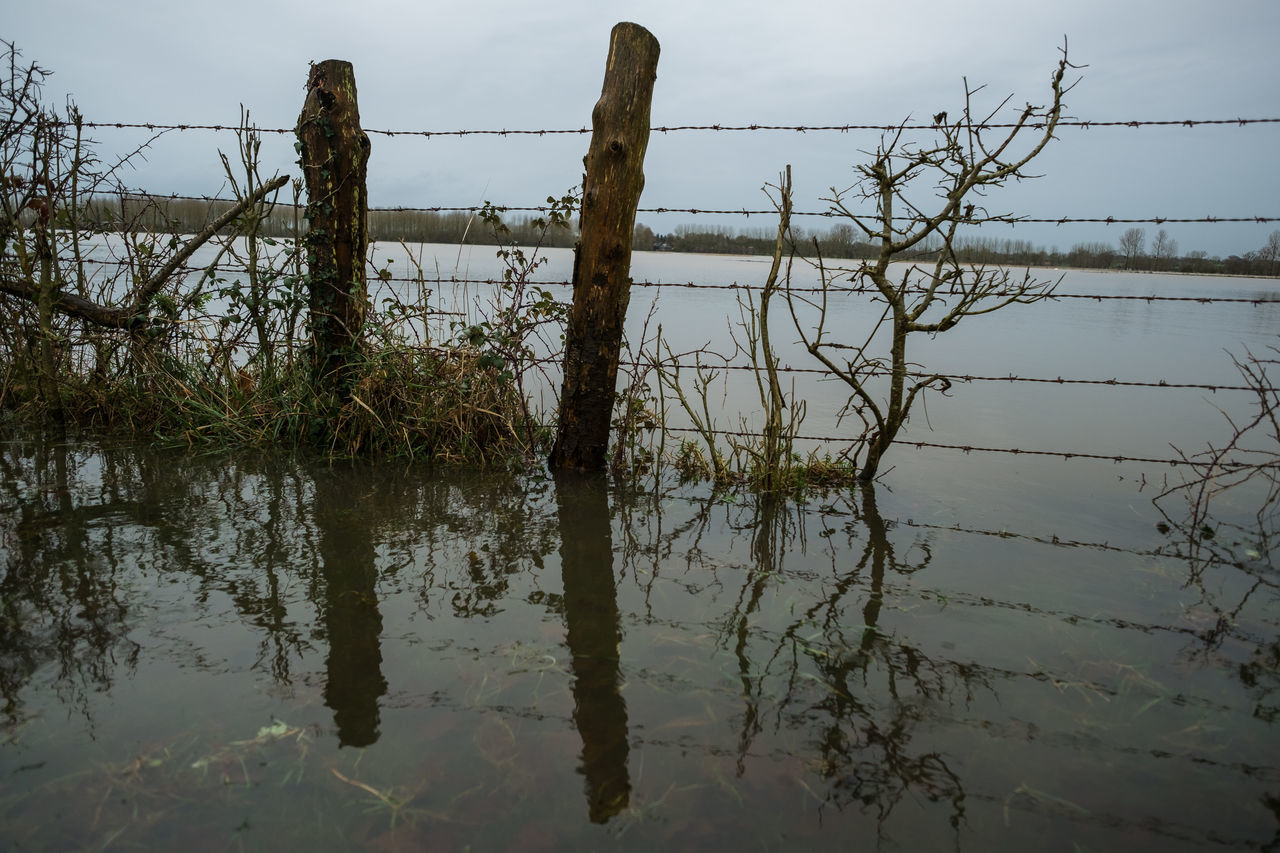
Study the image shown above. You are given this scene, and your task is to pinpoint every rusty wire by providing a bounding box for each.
[381,273,1276,306]
[639,210,1280,223]
[113,188,1279,226]
[621,279,1280,303]
[372,203,1280,225]
[64,257,1280,305]
[617,359,1275,394]
[78,117,1280,137]
[660,426,1245,469]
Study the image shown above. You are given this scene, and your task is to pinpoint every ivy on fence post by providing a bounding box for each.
[549,22,660,472]
[296,59,370,398]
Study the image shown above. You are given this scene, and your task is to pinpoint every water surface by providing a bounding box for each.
[0,432,1275,850]
[1,252,1277,849]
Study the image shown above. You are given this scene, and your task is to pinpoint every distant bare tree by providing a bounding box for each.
[1118,227,1146,269]
[1150,228,1178,271]
[786,42,1081,480]
[1258,229,1280,278]
[632,222,656,251]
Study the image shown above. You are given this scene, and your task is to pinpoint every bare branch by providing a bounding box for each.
[0,175,289,328]
[790,43,1077,480]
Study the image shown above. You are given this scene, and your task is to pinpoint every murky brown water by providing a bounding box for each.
[0,430,1275,850]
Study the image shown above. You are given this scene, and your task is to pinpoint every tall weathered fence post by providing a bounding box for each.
[549,23,660,471]
[296,60,370,396]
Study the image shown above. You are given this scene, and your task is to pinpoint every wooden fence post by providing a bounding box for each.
[296,59,370,396]
[549,23,660,471]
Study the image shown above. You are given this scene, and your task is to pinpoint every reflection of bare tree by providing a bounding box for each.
[1155,340,1277,573]
[726,494,798,776]
[312,465,388,748]
[615,480,723,609]
[721,484,968,835]
[555,471,630,823]
[0,437,139,728]
[1154,339,1278,717]
[217,461,314,684]
[0,435,573,755]
[799,484,965,828]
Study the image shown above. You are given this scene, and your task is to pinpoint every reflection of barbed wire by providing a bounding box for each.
[909,578,1204,641]
[78,117,1280,137]
[685,495,1213,566]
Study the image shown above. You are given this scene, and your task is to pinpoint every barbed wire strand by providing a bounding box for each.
[660,426,1251,469]
[134,191,1280,225]
[78,117,1280,137]
[617,359,1276,394]
[622,279,1280,303]
[64,257,1279,304]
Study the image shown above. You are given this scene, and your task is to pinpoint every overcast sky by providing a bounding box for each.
[7,0,1279,257]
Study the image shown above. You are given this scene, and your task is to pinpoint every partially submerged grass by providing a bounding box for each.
[1,338,546,465]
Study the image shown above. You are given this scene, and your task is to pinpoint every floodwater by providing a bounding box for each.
[374,242,1280,460]
[1,254,1277,850]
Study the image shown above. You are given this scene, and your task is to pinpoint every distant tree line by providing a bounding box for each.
[635,221,1280,277]
[68,196,1279,276]
[77,195,578,249]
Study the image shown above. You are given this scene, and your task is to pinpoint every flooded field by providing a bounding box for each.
[0,430,1275,850]
[1,256,1277,849]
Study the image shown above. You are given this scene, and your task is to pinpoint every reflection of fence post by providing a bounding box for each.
[550,23,660,471]
[296,60,370,396]
[314,467,387,748]
[555,471,631,821]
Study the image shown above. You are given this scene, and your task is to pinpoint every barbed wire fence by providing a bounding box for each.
[76,117,1280,135]
[35,113,1280,473]
[108,194,1280,227]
